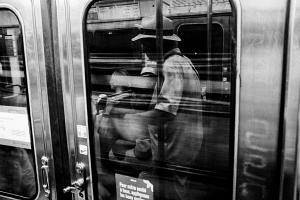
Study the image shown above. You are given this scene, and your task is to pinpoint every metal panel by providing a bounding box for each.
[236,0,288,200]
[55,0,94,199]
[0,0,57,199]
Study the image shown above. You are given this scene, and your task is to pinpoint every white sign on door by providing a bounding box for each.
[0,106,31,149]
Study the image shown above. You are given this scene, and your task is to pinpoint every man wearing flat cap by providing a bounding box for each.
[125,16,204,200]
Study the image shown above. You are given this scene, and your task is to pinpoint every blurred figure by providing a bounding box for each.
[0,146,36,197]
[95,69,150,160]
[95,69,152,200]
[125,16,204,200]
[109,69,131,94]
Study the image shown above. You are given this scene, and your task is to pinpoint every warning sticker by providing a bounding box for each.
[77,125,87,138]
[79,144,88,155]
[116,174,153,200]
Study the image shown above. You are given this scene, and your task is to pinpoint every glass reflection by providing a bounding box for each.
[0,9,37,198]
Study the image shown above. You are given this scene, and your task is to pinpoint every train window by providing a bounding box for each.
[0,9,37,199]
[85,0,235,199]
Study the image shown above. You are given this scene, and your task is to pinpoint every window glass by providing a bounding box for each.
[86,0,234,199]
[178,23,230,102]
[0,9,37,199]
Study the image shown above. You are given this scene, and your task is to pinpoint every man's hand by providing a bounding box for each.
[94,111,103,134]
[94,110,111,135]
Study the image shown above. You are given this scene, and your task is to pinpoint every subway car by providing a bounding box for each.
[0,0,299,200]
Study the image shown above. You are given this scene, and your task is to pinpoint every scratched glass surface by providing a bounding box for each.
[86,0,234,199]
[0,10,37,199]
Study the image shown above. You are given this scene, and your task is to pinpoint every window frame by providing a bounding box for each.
[82,0,241,200]
[0,7,38,200]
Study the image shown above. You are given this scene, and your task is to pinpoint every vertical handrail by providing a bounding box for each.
[207,0,212,99]
[156,0,164,164]
[156,0,165,199]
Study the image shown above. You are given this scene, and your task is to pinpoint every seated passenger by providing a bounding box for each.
[94,69,151,161]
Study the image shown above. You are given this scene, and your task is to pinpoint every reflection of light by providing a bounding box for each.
[163,0,171,6]
[108,31,113,35]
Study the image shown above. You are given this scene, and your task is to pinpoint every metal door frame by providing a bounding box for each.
[0,1,57,199]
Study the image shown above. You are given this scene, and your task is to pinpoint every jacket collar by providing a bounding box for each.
[163,48,181,60]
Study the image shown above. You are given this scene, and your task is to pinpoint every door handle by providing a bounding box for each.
[63,178,85,193]
[41,156,51,198]
[63,162,88,199]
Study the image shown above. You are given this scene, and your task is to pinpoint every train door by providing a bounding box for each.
[0,1,59,200]
[58,0,237,200]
